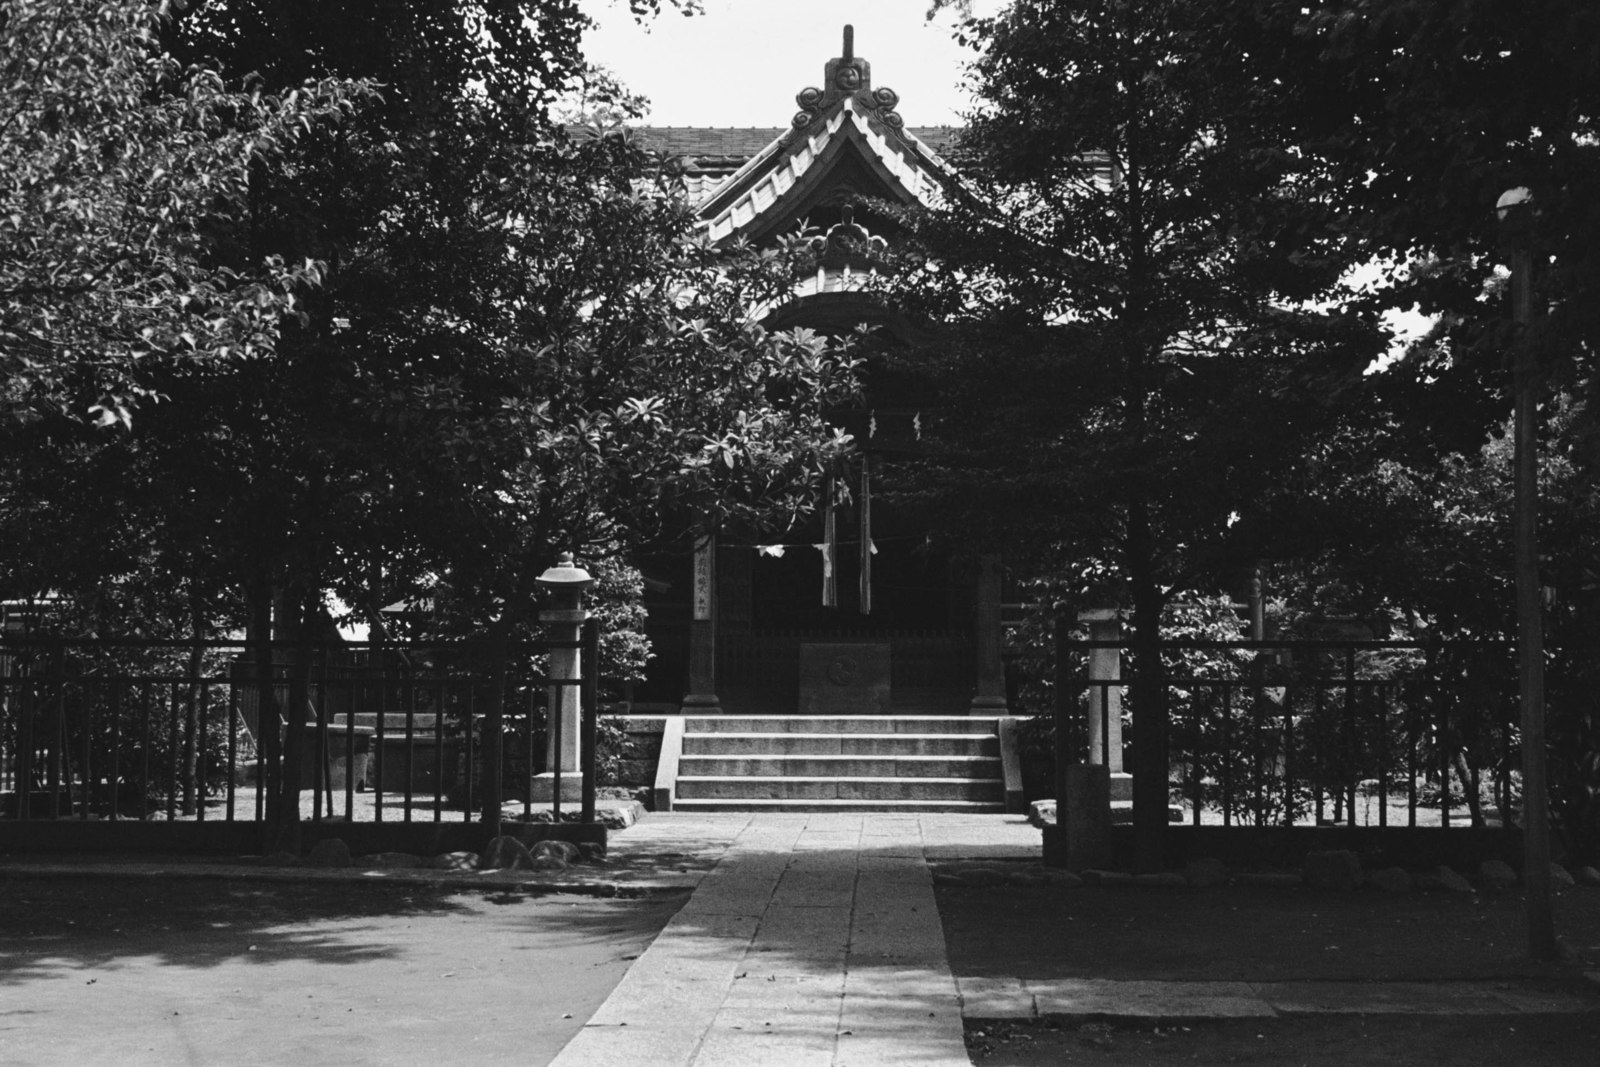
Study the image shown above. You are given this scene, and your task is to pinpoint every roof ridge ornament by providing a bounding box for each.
[786,25,907,143]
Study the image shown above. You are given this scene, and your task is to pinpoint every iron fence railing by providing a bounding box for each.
[1055,639,1520,829]
[0,625,601,827]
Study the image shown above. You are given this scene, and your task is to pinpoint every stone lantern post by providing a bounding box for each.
[534,552,592,803]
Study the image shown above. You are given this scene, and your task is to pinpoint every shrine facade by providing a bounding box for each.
[628,29,1013,720]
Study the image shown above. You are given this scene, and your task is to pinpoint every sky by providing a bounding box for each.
[577,0,994,127]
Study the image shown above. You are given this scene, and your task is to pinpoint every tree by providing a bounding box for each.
[0,0,351,428]
[1259,0,1600,957]
[886,0,1381,868]
[1,1,859,843]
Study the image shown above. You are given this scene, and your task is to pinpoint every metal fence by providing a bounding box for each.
[0,626,601,827]
[1057,639,1520,829]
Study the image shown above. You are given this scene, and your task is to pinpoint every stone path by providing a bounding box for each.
[550,813,1039,1067]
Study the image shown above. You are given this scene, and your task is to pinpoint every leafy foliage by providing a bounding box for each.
[0,0,355,427]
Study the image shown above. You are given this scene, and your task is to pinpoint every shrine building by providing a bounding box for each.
[624,30,1031,813]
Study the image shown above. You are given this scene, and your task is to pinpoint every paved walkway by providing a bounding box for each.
[550,813,1039,1067]
[6,811,1597,1066]
[551,812,1600,1065]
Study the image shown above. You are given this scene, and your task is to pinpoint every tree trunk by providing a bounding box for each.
[268,587,312,854]
[1454,752,1485,828]
[1127,502,1170,873]
[479,624,510,836]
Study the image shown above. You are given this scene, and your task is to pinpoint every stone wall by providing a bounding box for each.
[615,714,669,791]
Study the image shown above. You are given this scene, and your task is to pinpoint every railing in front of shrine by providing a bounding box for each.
[0,631,600,826]
[1055,639,1521,828]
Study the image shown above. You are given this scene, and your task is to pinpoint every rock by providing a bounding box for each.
[1133,872,1188,889]
[359,852,422,869]
[262,850,301,867]
[531,839,582,863]
[1039,869,1084,888]
[932,871,966,886]
[1367,867,1413,893]
[956,867,1007,886]
[305,838,351,868]
[1081,869,1133,887]
[1029,800,1058,828]
[1550,863,1576,888]
[1431,865,1474,894]
[479,835,535,871]
[1304,850,1362,892]
[424,851,479,871]
[1575,866,1600,887]
[527,854,568,872]
[1479,859,1519,889]
[1234,871,1303,888]
[1184,857,1229,889]
[1007,869,1048,887]
[596,801,643,830]
[577,842,608,862]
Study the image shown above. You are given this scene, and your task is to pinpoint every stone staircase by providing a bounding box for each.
[660,715,1017,813]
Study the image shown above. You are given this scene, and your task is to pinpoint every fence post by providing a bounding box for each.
[581,619,599,824]
[479,636,507,836]
[1344,647,1357,825]
[45,640,64,819]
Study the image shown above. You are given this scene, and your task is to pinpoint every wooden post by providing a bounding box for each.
[683,533,720,712]
[970,554,1008,713]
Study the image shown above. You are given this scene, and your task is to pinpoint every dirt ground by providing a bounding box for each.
[0,875,687,1067]
[938,879,1600,1066]
[963,1014,1600,1066]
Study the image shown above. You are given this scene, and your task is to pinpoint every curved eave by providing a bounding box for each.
[698,98,954,247]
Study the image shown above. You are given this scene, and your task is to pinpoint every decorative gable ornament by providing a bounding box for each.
[788,26,907,141]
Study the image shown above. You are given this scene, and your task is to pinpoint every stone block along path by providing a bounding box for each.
[550,812,1039,1067]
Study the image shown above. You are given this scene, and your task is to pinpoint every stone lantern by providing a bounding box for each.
[535,552,592,801]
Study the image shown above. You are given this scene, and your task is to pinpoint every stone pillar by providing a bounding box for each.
[682,533,720,712]
[1080,608,1124,773]
[539,605,587,775]
[970,553,1008,714]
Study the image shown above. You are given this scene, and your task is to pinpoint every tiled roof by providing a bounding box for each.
[697,100,955,245]
[634,126,961,170]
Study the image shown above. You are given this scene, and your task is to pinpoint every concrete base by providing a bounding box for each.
[527,773,585,803]
[1043,763,1112,872]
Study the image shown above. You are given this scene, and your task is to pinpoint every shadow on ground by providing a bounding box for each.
[936,879,1600,983]
[0,874,688,983]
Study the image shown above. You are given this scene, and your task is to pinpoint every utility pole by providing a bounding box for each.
[1497,186,1556,961]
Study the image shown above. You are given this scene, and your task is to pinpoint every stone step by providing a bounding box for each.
[686,716,997,735]
[677,754,1003,779]
[673,775,1006,803]
[670,797,1007,813]
[681,732,999,757]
